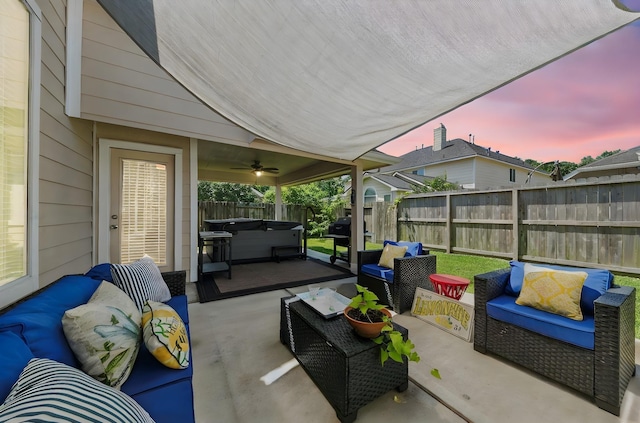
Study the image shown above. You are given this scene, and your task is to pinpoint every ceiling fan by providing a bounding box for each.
[231,160,279,176]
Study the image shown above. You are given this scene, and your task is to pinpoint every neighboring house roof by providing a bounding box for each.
[363,172,435,191]
[564,146,640,180]
[380,138,535,173]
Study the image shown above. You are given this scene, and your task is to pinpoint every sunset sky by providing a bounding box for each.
[379,2,640,164]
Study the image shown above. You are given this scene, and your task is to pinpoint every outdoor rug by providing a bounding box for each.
[196,257,354,302]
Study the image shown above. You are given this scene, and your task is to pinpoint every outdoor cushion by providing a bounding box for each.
[0,275,101,367]
[383,240,423,257]
[360,264,394,282]
[487,295,595,350]
[129,377,195,423]
[378,244,408,269]
[0,358,154,423]
[506,260,613,315]
[166,295,189,324]
[142,301,190,369]
[111,255,172,311]
[62,281,142,388]
[0,331,34,402]
[515,263,588,321]
[85,262,114,282]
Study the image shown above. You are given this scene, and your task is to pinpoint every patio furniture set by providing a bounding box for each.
[280,241,636,420]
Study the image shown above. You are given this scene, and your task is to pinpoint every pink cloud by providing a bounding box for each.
[380,22,640,163]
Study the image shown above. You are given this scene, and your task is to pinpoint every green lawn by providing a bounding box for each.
[307,237,640,338]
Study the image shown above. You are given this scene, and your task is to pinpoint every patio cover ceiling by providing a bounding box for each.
[96,1,639,162]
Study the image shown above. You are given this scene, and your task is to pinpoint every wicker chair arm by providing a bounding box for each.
[357,249,383,267]
[161,270,186,297]
[474,268,511,303]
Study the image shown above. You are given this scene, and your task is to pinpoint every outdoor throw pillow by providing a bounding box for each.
[142,300,190,369]
[516,263,588,320]
[378,244,408,269]
[0,358,155,423]
[111,254,171,311]
[62,281,142,388]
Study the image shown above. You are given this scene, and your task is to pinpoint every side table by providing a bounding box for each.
[280,297,408,423]
[198,231,232,280]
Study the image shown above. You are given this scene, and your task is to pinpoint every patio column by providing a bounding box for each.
[275,184,282,221]
[350,162,364,273]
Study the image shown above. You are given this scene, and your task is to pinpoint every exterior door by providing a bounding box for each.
[109,148,175,272]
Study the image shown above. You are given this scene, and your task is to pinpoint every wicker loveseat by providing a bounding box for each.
[357,241,437,313]
[474,262,636,416]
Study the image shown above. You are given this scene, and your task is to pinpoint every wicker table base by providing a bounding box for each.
[280,297,408,423]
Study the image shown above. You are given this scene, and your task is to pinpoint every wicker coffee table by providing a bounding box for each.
[280,297,408,423]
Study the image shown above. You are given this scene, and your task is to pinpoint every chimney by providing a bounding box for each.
[434,124,446,151]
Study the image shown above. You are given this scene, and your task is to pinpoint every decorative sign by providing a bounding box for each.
[411,287,474,342]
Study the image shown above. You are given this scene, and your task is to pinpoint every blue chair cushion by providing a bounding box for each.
[166,295,189,324]
[383,240,423,257]
[506,261,613,316]
[487,295,595,350]
[0,331,34,401]
[360,264,394,282]
[0,275,101,367]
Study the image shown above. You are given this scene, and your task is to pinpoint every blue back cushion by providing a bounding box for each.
[383,240,423,257]
[84,263,114,282]
[506,261,613,315]
[0,331,34,401]
[0,275,101,367]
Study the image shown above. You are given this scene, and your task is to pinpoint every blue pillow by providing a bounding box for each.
[0,331,34,401]
[507,261,613,316]
[383,240,423,257]
[84,262,113,282]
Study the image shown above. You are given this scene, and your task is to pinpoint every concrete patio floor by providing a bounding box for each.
[185,251,640,423]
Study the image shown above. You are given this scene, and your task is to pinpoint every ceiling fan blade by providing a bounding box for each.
[262,167,279,172]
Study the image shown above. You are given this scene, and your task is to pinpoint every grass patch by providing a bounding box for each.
[307,237,640,338]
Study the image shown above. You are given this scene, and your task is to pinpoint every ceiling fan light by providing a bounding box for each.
[254,170,263,177]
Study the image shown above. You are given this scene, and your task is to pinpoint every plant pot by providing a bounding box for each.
[343,306,392,338]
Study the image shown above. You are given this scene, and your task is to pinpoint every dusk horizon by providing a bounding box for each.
[380,1,640,165]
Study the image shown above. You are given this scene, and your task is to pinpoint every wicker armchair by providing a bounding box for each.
[357,249,436,313]
[474,268,636,416]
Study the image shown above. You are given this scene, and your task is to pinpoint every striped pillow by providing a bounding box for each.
[111,255,171,311]
[0,358,154,423]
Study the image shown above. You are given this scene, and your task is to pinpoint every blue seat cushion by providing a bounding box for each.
[166,295,189,324]
[506,261,613,316]
[487,295,595,350]
[0,331,34,401]
[129,378,195,423]
[383,240,423,257]
[360,264,394,282]
[0,275,101,367]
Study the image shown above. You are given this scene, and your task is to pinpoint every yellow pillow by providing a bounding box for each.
[378,244,408,269]
[515,264,588,320]
[142,301,190,369]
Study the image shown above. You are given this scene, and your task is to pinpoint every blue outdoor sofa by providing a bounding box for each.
[0,266,195,423]
[474,260,636,416]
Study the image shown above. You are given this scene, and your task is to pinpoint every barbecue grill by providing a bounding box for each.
[326,217,368,264]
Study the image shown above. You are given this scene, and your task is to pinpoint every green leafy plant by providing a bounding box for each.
[348,284,421,365]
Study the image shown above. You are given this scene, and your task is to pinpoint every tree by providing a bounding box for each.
[411,175,459,193]
[197,181,260,202]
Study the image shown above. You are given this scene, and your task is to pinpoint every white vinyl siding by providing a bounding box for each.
[38,0,94,286]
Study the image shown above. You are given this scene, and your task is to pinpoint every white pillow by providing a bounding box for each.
[111,254,171,311]
[62,281,142,388]
[0,358,154,423]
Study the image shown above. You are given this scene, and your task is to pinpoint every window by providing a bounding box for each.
[383,194,391,202]
[509,169,516,183]
[0,0,40,307]
[364,187,377,203]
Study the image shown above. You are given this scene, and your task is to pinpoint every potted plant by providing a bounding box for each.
[344,284,421,365]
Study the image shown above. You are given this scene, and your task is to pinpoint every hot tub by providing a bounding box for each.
[203,218,304,262]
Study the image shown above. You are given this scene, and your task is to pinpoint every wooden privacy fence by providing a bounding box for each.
[395,174,640,275]
[198,202,307,230]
